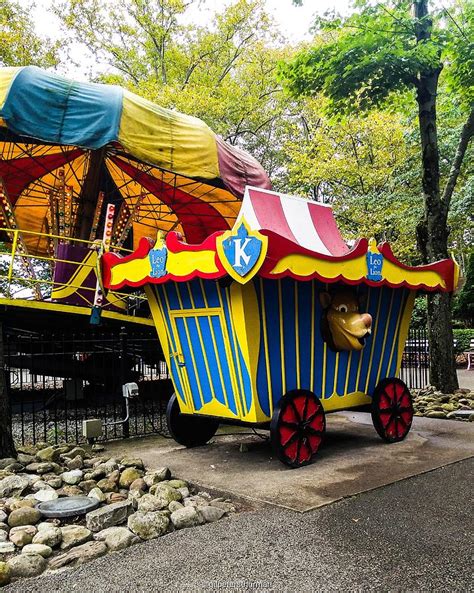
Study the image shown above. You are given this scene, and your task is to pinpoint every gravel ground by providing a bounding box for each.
[4,458,473,593]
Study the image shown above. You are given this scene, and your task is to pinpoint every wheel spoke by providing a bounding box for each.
[282,431,298,448]
[280,420,299,429]
[306,408,323,424]
[306,426,323,437]
[289,398,302,422]
[302,393,310,422]
[296,436,302,463]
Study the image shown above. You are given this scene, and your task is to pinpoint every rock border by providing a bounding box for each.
[0,445,236,586]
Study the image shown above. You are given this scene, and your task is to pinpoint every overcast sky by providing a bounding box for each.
[31,0,352,44]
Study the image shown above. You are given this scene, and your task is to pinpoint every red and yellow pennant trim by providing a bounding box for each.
[102,228,458,293]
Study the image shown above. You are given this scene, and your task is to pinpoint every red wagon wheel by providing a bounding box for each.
[270,390,326,468]
[371,378,414,443]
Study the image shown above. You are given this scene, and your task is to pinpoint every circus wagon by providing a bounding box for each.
[102,187,459,467]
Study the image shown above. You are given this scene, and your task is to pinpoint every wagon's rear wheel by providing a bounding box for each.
[270,390,325,468]
[166,393,219,448]
[371,378,413,443]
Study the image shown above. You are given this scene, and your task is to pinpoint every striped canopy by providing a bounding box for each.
[0,66,270,255]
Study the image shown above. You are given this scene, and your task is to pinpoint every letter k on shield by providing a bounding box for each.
[216,219,268,284]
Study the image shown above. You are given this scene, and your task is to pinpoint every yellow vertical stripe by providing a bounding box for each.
[386,291,408,380]
[173,285,205,408]
[259,278,273,416]
[295,282,300,389]
[278,280,286,394]
[375,289,395,386]
[310,281,315,394]
[363,287,384,394]
[344,351,353,395]
[198,279,230,409]
[215,282,244,418]
[333,352,339,396]
[355,288,372,391]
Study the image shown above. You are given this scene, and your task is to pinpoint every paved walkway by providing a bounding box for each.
[7,458,473,592]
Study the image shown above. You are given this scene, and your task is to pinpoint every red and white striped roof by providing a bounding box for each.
[237,187,349,256]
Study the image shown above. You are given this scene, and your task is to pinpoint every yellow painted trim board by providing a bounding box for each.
[0,298,154,326]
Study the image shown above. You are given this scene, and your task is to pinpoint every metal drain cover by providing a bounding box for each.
[36,496,100,518]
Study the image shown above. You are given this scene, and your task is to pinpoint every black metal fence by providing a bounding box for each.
[5,327,173,446]
[5,326,430,446]
[399,327,430,389]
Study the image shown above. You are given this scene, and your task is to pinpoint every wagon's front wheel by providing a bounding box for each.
[166,393,219,448]
[270,390,325,468]
[371,378,413,443]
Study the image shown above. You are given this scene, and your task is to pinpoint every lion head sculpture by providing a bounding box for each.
[319,289,372,352]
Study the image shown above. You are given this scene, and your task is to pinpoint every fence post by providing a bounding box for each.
[120,326,130,438]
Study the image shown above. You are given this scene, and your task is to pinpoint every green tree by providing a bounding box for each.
[0,0,59,67]
[55,0,294,181]
[282,0,474,392]
[454,252,474,327]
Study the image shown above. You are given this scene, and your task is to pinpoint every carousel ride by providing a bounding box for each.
[0,65,270,333]
[0,66,269,391]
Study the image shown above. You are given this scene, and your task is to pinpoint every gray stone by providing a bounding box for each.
[79,480,97,494]
[0,561,10,586]
[66,455,84,470]
[127,511,169,540]
[36,447,60,463]
[171,506,205,529]
[91,444,105,453]
[5,462,24,473]
[0,542,15,554]
[62,469,83,485]
[119,467,143,488]
[0,511,6,523]
[151,483,182,503]
[31,479,51,491]
[68,447,88,459]
[25,462,54,474]
[177,486,190,499]
[168,479,188,489]
[86,500,133,532]
[7,553,46,578]
[17,454,35,466]
[120,457,144,470]
[143,468,170,487]
[0,459,16,470]
[33,488,58,502]
[0,531,7,543]
[183,495,208,508]
[0,475,29,498]
[210,501,236,513]
[21,543,52,558]
[60,525,92,550]
[93,526,139,551]
[8,525,37,547]
[0,523,8,533]
[138,494,168,512]
[45,476,63,489]
[32,525,61,547]
[168,501,184,513]
[88,487,106,503]
[8,507,41,527]
[199,505,225,522]
[49,540,107,570]
[96,478,118,493]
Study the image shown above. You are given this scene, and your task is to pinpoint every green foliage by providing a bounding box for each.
[453,328,474,353]
[0,0,59,67]
[411,295,428,329]
[453,252,474,327]
[55,0,294,181]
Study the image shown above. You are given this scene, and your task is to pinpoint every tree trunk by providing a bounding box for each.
[0,322,16,458]
[414,0,458,392]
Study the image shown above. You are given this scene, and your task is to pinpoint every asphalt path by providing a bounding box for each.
[6,458,473,593]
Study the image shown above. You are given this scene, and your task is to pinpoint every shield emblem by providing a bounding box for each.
[216,220,268,284]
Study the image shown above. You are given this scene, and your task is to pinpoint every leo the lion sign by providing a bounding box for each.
[102,187,458,468]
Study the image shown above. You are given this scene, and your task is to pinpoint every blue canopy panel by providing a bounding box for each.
[0,66,123,149]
